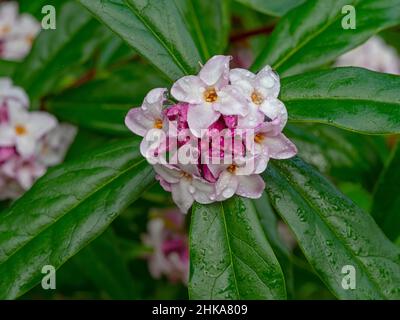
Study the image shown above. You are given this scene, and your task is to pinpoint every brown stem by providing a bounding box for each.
[230,25,275,42]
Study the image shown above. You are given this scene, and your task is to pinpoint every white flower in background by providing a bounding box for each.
[336,36,400,75]
[0,105,57,158]
[0,2,40,61]
[142,210,189,285]
[37,123,77,166]
[0,78,76,200]
[0,77,29,110]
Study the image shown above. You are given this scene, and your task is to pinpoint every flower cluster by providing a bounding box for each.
[125,55,297,213]
[0,2,40,61]
[142,209,189,285]
[336,36,400,75]
[0,78,76,200]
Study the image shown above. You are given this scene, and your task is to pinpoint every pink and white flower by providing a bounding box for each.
[125,88,169,161]
[125,55,298,213]
[230,65,287,129]
[208,161,265,201]
[0,104,57,158]
[251,118,298,174]
[0,78,76,200]
[171,55,248,137]
[154,163,215,213]
[142,210,189,284]
[0,2,40,61]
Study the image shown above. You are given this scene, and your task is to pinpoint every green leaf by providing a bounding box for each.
[78,0,202,81]
[0,139,154,299]
[264,157,400,299]
[0,60,18,77]
[189,197,287,300]
[280,67,400,134]
[252,0,400,76]
[285,124,385,189]
[19,0,64,19]
[71,229,138,299]
[234,0,305,17]
[175,0,231,60]
[371,142,400,242]
[13,2,107,105]
[45,64,169,135]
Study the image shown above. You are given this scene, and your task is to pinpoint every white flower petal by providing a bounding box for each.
[264,133,298,159]
[153,164,182,184]
[199,55,231,87]
[229,68,255,97]
[255,65,280,99]
[236,175,265,199]
[237,103,265,129]
[214,86,248,117]
[27,111,57,139]
[171,75,205,104]
[187,103,220,138]
[171,179,195,213]
[142,88,167,118]
[125,108,155,137]
[259,98,288,129]
[215,170,238,200]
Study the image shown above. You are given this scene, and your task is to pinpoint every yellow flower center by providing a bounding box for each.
[227,164,237,174]
[254,133,265,144]
[251,90,264,105]
[0,25,11,35]
[204,87,218,103]
[154,119,163,129]
[181,172,192,180]
[15,125,27,136]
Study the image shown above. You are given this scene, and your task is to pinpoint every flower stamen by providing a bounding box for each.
[15,124,27,136]
[154,119,163,129]
[251,90,264,105]
[254,133,264,144]
[227,164,237,174]
[204,87,218,103]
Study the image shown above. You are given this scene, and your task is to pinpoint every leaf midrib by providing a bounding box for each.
[219,202,241,299]
[0,152,147,265]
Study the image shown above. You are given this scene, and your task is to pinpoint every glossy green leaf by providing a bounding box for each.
[19,0,64,19]
[78,0,202,81]
[264,157,400,299]
[13,2,107,105]
[285,124,385,189]
[252,0,400,76]
[45,64,169,135]
[234,0,305,17]
[175,0,231,60]
[0,60,18,77]
[280,68,400,134]
[189,197,286,300]
[0,139,154,299]
[371,142,400,242]
[71,229,138,299]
